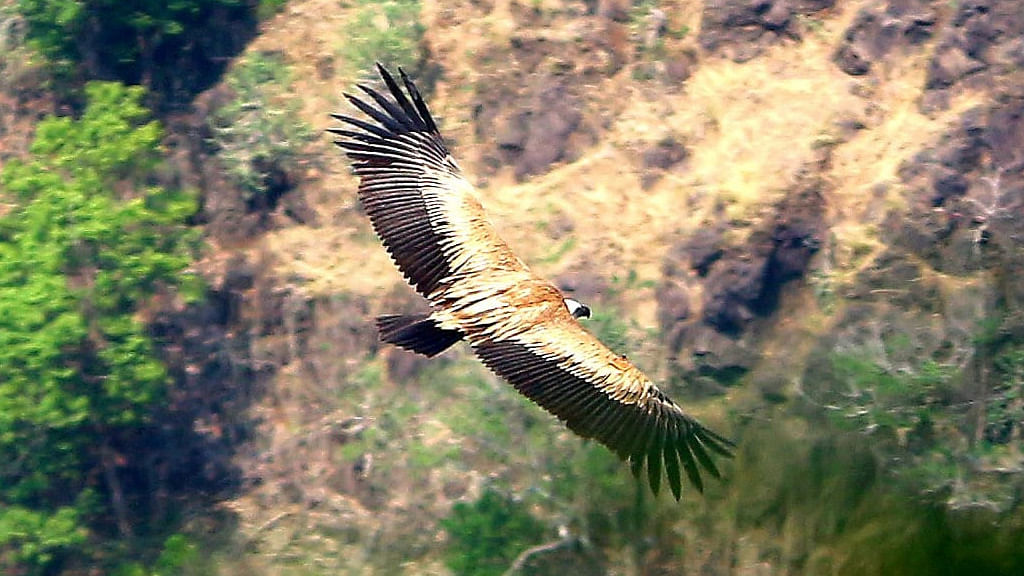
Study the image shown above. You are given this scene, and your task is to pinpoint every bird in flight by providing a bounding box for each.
[331,64,732,500]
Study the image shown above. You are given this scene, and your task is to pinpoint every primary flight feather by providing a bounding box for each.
[331,64,733,500]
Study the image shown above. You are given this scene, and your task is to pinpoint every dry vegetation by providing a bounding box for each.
[241,0,977,313]
[181,0,1018,573]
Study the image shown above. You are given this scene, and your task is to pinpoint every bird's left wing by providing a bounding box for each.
[330,64,527,300]
[470,311,734,500]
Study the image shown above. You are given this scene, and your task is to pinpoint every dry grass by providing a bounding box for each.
[218,0,984,330]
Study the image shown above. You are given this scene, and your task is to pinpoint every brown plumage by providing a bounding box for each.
[331,64,733,500]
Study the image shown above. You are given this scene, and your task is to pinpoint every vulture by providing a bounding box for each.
[331,64,733,500]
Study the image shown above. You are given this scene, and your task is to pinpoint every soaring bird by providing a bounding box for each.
[331,64,732,499]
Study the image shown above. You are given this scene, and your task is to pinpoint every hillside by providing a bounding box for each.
[1,0,1022,574]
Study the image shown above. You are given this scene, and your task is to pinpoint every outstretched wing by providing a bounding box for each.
[331,64,525,299]
[472,312,733,500]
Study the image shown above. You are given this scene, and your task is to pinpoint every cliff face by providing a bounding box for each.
[161,0,1024,572]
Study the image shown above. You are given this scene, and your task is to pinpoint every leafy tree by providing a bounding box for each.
[0,81,199,573]
[15,0,259,102]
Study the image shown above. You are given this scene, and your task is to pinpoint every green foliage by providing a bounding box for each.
[0,505,87,570]
[13,0,82,77]
[984,343,1024,445]
[153,533,202,576]
[824,353,954,434]
[540,442,651,552]
[810,268,837,314]
[257,0,289,20]
[0,81,199,573]
[441,488,545,576]
[208,51,315,205]
[341,0,424,79]
[112,533,205,576]
[15,0,243,82]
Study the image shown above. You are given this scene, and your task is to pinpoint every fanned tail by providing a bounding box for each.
[377,314,462,357]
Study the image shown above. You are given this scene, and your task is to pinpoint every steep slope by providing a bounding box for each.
[182,0,1024,573]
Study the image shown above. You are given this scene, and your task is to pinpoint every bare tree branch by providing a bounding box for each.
[502,536,580,576]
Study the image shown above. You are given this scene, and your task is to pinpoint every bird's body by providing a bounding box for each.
[332,64,732,499]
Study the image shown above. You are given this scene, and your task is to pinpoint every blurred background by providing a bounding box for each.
[1,0,1022,574]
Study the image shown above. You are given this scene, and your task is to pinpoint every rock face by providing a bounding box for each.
[658,168,827,394]
[473,37,602,181]
[640,136,689,189]
[492,72,585,180]
[832,0,1024,111]
[833,0,937,76]
[894,94,1024,276]
[699,0,836,62]
[926,0,1024,94]
[144,256,268,509]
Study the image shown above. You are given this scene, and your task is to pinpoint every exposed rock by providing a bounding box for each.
[512,77,584,180]
[927,44,987,88]
[833,0,937,76]
[556,267,611,306]
[702,178,826,334]
[146,257,269,505]
[315,54,335,81]
[595,0,630,22]
[473,40,601,180]
[664,48,699,85]
[699,0,835,62]
[681,226,726,277]
[593,0,632,73]
[702,252,769,334]
[640,136,689,189]
[658,168,827,388]
[851,249,941,310]
[644,8,668,52]
[923,0,1024,108]
[668,324,761,399]
[892,94,1024,275]
[656,278,692,351]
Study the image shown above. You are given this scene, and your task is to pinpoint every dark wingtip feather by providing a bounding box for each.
[694,425,736,458]
[689,435,722,480]
[630,454,644,478]
[646,433,662,497]
[664,436,683,500]
[399,67,439,134]
[334,65,444,152]
[677,436,705,494]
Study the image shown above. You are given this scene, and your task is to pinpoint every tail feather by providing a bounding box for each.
[376,314,462,357]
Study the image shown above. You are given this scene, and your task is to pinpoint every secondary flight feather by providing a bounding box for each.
[331,64,733,500]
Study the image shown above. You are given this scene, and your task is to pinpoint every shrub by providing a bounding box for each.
[207,51,315,208]
[441,488,545,576]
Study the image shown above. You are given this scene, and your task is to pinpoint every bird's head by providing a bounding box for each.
[564,298,591,319]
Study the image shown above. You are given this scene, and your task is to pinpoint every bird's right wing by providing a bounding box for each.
[331,65,527,299]
[471,310,734,500]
